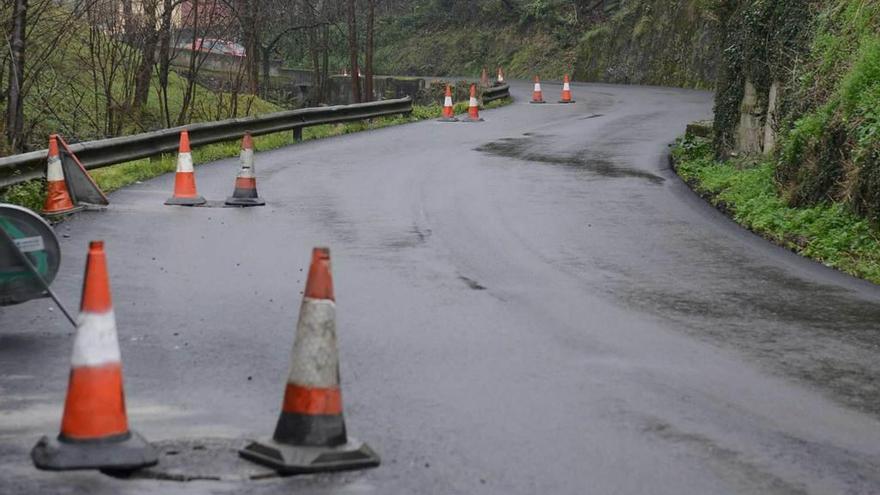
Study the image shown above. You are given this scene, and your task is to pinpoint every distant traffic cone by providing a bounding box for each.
[464,84,483,122]
[240,247,380,474]
[225,132,265,206]
[42,135,82,216]
[531,76,546,104]
[438,84,458,122]
[480,67,490,87]
[32,241,157,471]
[497,67,505,84]
[559,74,575,104]
[165,130,206,206]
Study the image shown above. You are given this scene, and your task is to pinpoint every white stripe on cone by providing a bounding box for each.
[239,149,255,178]
[564,82,571,91]
[46,155,64,181]
[469,97,478,107]
[444,96,453,107]
[71,312,122,367]
[176,152,194,173]
[534,83,542,92]
[287,299,339,387]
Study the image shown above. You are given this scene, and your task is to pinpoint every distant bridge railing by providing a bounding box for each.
[0,97,413,189]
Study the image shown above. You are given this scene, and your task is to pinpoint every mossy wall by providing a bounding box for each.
[713,0,880,224]
[575,0,720,88]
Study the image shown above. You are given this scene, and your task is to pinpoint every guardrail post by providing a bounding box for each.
[293,127,303,142]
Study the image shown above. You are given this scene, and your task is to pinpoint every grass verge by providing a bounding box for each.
[672,134,880,284]
[1,98,512,212]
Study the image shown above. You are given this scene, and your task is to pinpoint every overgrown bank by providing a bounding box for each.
[673,134,880,284]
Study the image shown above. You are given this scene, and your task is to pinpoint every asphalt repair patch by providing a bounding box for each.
[475,134,664,184]
[106,438,280,482]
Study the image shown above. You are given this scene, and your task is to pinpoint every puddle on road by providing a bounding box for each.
[476,135,664,184]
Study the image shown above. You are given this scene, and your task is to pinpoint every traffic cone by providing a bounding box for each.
[464,84,483,122]
[32,241,157,471]
[164,130,206,206]
[559,74,575,104]
[438,84,458,122]
[240,247,380,474]
[497,67,505,84]
[531,76,545,104]
[480,67,490,87]
[42,135,82,216]
[225,132,265,206]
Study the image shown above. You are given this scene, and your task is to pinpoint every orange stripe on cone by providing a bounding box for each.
[282,384,343,416]
[304,247,334,301]
[60,364,127,440]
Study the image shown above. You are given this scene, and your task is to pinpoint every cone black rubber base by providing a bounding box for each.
[530,101,546,104]
[165,195,206,206]
[42,205,85,217]
[558,100,576,104]
[437,117,458,122]
[239,437,380,475]
[460,118,484,122]
[225,196,266,207]
[32,431,158,471]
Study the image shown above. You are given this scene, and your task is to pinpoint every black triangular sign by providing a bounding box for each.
[57,136,108,206]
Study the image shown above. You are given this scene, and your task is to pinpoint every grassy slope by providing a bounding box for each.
[1,98,512,212]
[673,135,880,284]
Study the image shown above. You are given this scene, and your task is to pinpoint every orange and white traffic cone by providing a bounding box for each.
[438,84,458,122]
[32,241,157,471]
[165,130,206,206]
[464,84,483,122]
[480,67,490,87]
[497,67,505,84]
[225,132,265,206]
[559,74,575,104]
[42,135,82,216]
[239,247,380,474]
[531,75,545,104]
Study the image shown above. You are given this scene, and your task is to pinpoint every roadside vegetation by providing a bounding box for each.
[0,98,511,212]
[673,135,880,284]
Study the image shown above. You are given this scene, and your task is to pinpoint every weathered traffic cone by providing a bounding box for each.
[42,135,82,216]
[531,76,545,104]
[438,84,458,122]
[480,67,490,87]
[239,248,380,474]
[497,67,505,84]
[165,130,206,206]
[225,132,265,206]
[32,241,157,471]
[559,74,575,104]
[464,84,483,122]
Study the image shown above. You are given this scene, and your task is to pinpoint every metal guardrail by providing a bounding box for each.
[482,84,510,104]
[0,97,413,189]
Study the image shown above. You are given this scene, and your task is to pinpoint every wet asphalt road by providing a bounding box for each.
[2,80,880,494]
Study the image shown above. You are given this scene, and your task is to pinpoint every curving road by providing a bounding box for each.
[2,80,880,494]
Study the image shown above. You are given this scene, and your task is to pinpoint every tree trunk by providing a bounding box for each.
[133,1,160,112]
[346,0,360,103]
[241,0,260,95]
[321,23,329,102]
[309,26,321,105]
[364,0,374,102]
[6,0,27,152]
[157,0,173,127]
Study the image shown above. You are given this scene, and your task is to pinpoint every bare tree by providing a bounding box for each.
[346,0,360,103]
[363,0,375,101]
